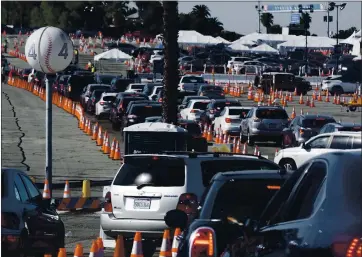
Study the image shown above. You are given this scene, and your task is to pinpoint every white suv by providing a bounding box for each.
[99,152,281,255]
[321,74,361,95]
[274,131,362,170]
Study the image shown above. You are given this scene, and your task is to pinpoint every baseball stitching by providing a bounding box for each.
[44,33,55,73]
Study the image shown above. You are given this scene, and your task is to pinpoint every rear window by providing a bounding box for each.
[131,84,146,90]
[121,97,148,109]
[113,156,185,187]
[214,101,241,110]
[229,108,250,116]
[200,160,280,186]
[130,105,162,117]
[92,86,110,92]
[256,109,288,119]
[103,96,116,102]
[202,86,222,92]
[193,102,209,110]
[182,76,205,83]
[302,118,335,128]
[99,76,115,84]
[338,126,362,132]
[209,178,284,220]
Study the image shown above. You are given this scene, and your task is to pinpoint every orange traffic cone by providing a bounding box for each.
[242,143,247,154]
[291,107,296,119]
[299,94,304,104]
[96,127,103,146]
[87,121,93,136]
[253,146,258,155]
[214,130,219,144]
[103,134,110,154]
[288,92,293,102]
[83,118,88,133]
[113,235,126,257]
[101,131,108,151]
[310,97,315,108]
[293,87,297,96]
[305,96,310,106]
[159,229,172,257]
[172,228,181,257]
[63,180,71,198]
[89,240,98,257]
[312,91,316,100]
[113,141,121,160]
[317,92,322,101]
[43,179,50,199]
[232,137,237,153]
[73,244,83,257]
[109,138,116,158]
[333,93,337,104]
[300,108,304,115]
[92,123,98,140]
[96,237,104,257]
[336,95,340,105]
[130,232,143,257]
[258,150,261,157]
[56,248,66,257]
[247,89,253,100]
[206,125,213,142]
[325,91,330,102]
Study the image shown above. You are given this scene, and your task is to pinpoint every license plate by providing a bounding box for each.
[133,198,151,209]
[269,124,277,129]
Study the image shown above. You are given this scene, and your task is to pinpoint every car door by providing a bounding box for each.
[253,160,327,257]
[241,109,253,134]
[293,135,332,167]
[283,116,299,146]
[181,101,193,119]
[214,109,226,131]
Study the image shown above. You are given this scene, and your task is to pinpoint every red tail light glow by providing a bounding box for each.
[333,237,362,257]
[189,227,216,257]
[104,192,112,213]
[177,193,199,223]
[225,118,231,123]
[190,109,197,113]
[299,128,305,135]
[99,101,105,105]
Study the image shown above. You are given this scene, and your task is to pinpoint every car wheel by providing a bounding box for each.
[349,106,357,112]
[279,159,297,171]
[240,129,246,143]
[247,130,255,146]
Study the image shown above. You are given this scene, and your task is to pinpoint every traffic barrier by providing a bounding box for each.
[56,197,101,211]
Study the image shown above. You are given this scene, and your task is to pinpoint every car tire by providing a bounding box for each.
[349,106,357,112]
[279,158,297,171]
[240,130,246,143]
[247,130,255,146]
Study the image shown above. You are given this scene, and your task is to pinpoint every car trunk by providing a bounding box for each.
[111,156,186,220]
[256,109,288,131]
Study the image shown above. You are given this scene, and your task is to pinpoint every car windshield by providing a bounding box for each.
[92,86,110,92]
[93,91,105,99]
[302,118,336,128]
[131,85,146,90]
[103,96,116,102]
[113,156,185,187]
[193,102,209,110]
[182,76,205,83]
[202,86,222,92]
[256,109,289,119]
[121,97,148,109]
[210,178,285,220]
[214,101,240,110]
[130,105,162,117]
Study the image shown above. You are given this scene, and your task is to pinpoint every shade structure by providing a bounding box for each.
[94,48,132,61]
[250,43,279,54]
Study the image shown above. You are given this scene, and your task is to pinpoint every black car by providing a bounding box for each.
[319,122,362,134]
[109,93,149,130]
[199,99,242,126]
[282,114,336,147]
[177,91,198,106]
[164,167,287,257]
[221,150,362,257]
[125,100,157,114]
[86,88,111,114]
[177,119,208,152]
[63,74,96,101]
[110,78,135,92]
[94,73,120,85]
[122,102,163,130]
[2,168,65,256]
[198,85,225,99]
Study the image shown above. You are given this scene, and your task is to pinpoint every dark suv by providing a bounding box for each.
[122,102,163,130]
[200,99,242,126]
[109,93,148,130]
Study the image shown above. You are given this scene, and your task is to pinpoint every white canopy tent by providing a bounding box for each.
[178,30,220,45]
[277,36,336,53]
[250,43,279,54]
[227,43,250,52]
[216,36,231,44]
[94,48,132,61]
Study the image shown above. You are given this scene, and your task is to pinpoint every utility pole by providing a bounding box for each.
[327,2,330,37]
[255,1,263,33]
[299,4,314,76]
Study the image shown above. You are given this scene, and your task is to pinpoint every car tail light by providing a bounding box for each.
[189,227,216,257]
[158,98,163,103]
[200,93,204,96]
[176,193,198,221]
[253,118,261,122]
[104,192,112,213]
[128,115,137,119]
[332,237,362,257]
[225,118,231,123]
[1,212,20,230]
[68,85,71,92]
[190,109,197,113]
[299,128,305,135]
[99,101,105,105]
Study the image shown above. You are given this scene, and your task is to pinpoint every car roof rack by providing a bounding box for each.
[161,151,268,160]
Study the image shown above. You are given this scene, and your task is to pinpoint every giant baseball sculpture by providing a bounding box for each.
[25,27,73,199]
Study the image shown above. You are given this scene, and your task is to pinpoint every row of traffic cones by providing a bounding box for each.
[79,117,123,161]
[46,228,183,257]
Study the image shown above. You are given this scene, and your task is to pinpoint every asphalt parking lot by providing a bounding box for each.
[2,49,361,256]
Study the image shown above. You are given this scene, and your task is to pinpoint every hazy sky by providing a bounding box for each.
[178,1,362,37]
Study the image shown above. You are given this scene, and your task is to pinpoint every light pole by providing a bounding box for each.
[328,2,346,70]
[255,1,264,33]
[298,4,314,76]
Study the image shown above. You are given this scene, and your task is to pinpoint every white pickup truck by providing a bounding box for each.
[178,75,208,92]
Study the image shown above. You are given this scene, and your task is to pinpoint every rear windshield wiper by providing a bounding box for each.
[136,183,155,190]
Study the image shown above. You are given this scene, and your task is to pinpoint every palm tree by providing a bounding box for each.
[300,12,312,30]
[207,17,224,35]
[191,5,211,19]
[260,13,274,33]
[162,1,179,124]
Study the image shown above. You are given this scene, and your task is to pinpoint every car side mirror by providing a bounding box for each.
[301,142,310,150]
[164,209,188,230]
